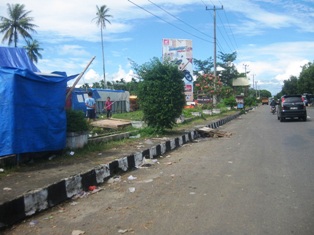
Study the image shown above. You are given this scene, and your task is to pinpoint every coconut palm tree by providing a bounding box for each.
[92,5,112,88]
[24,39,43,63]
[0,3,37,47]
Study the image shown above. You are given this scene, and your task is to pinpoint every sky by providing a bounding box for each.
[0,0,314,96]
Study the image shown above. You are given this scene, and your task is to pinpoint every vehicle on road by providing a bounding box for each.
[271,106,276,114]
[277,95,307,122]
[261,97,269,105]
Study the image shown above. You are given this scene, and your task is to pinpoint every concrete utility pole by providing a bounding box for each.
[206,5,223,106]
[252,74,255,90]
[243,64,249,77]
[255,81,258,97]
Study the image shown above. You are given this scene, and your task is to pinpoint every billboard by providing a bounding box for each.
[162,38,193,102]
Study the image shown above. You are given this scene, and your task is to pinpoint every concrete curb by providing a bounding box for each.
[0,112,241,229]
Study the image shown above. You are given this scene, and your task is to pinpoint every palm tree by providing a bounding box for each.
[24,39,43,63]
[0,3,37,47]
[92,5,112,88]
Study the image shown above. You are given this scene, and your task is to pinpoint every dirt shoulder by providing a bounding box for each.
[0,111,238,205]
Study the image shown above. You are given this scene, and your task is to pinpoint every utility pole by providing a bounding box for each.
[243,64,249,77]
[252,74,255,90]
[206,5,223,106]
[255,81,258,97]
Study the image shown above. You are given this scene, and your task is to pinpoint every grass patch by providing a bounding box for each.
[112,110,144,120]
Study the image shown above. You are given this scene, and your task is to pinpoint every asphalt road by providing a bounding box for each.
[4,105,314,235]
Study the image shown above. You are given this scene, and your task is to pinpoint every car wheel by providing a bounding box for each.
[303,116,307,121]
[280,116,284,122]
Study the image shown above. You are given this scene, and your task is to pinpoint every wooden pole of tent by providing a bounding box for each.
[66,56,96,100]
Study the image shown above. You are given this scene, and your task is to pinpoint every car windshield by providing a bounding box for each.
[284,97,303,103]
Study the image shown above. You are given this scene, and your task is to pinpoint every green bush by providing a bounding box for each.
[200,103,213,110]
[216,101,226,109]
[66,109,89,132]
[136,58,186,133]
[244,97,258,107]
[223,96,237,107]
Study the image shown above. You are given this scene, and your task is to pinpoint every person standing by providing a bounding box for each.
[105,96,113,119]
[85,91,96,122]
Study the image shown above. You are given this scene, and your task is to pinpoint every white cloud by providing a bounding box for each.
[109,65,137,83]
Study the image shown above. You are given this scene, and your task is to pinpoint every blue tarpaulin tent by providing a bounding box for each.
[69,88,130,114]
[0,46,40,72]
[0,47,77,157]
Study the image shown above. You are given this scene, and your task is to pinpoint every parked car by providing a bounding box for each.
[277,95,307,122]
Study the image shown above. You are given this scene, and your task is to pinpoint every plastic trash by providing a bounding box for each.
[108,175,121,184]
[139,158,159,168]
[88,186,97,191]
[118,229,131,234]
[29,220,38,227]
[127,175,137,181]
[3,187,12,191]
[0,168,4,173]
[129,134,141,139]
[69,151,75,156]
[128,187,135,193]
[72,230,85,235]
[48,155,56,160]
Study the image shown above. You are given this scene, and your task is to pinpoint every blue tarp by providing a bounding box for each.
[70,88,129,113]
[0,67,76,157]
[0,46,40,72]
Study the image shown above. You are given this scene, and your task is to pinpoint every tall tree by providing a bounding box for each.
[0,3,37,47]
[92,5,112,88]
[24,39,43,63]
[193,57,214,75]
[298,62,314,94]
[217,51,239,87]
[282,76,298,95]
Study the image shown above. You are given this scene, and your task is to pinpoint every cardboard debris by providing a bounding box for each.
[197,127,232,138]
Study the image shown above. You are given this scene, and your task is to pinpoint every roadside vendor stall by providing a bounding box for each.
[236,95,244,109]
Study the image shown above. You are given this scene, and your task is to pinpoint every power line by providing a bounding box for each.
[202,0,238,53]
[221,6,239,50]
[217,13,236,52]
[148,0,213,40]
[128,0,212,43]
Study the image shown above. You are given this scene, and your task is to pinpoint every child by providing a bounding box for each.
[85,91,96,122]
[105,97,113,119]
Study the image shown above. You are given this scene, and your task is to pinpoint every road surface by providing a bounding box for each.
[4,105,314,235]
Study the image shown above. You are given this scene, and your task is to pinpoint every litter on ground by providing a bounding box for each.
[197,127,232,138]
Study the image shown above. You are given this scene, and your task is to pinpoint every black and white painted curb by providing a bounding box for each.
[0,112,241,229]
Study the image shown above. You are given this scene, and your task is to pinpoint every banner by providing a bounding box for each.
[162,39,194,103]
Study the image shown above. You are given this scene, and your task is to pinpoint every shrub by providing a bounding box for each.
[223,96,237,107]
[136,57,186,133]
[66,109,89,132]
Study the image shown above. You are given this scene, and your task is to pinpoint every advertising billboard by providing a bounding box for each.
[162,38,194,103]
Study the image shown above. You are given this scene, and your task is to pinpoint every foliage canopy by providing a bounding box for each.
[135,57,186,133]
[0,3,37,47]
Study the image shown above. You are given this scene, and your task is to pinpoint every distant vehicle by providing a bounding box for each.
[277,95,307,122]
[261,97,269,105]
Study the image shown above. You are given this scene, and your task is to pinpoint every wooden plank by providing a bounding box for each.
[90,118,131,129]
